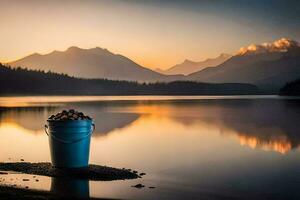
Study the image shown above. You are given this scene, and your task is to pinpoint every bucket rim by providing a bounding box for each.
[47,119,93,122]
[47,119,94,127]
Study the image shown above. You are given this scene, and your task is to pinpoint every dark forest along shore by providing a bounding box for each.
[0,64,259,95]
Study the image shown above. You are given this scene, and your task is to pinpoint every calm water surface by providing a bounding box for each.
[0,96,300,200]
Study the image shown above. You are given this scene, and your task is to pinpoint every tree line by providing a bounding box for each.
[0,63,259,95]
[280,79,300,96]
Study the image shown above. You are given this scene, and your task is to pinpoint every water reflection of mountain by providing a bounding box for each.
[219,100,300,153]
[0,107,57,131]
[168,99,300,153]
[0,105,139,136]
[113,99,300,154]
[1,99,300,153]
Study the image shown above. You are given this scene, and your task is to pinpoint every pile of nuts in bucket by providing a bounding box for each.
[48,109,92,121]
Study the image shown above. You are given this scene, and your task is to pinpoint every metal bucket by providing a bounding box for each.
[45,120,95,168]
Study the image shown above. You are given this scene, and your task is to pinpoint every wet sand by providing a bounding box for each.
[0,185,118,200]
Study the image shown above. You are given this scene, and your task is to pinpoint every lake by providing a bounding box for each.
[0,96,300,199]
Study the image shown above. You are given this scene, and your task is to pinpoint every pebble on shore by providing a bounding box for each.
[132,183,145,188]
[0,162,140,181]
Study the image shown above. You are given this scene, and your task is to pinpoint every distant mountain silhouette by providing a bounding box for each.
[187,38,300,91]
[157,53,231,75]
[7,38,300,91]
[8,46,183,82]
[0,63,259,95]
[280,78,300,95]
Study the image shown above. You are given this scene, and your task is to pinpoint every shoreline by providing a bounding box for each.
[0,162,141,181]
[0,162,142,199]
[0,185,118,200]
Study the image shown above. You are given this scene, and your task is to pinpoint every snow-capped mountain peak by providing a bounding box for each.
[237,38,299,55]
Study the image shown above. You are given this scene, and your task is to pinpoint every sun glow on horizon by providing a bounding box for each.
[1,1,299,69]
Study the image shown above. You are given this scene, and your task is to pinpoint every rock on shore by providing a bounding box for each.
[0,162,140,181]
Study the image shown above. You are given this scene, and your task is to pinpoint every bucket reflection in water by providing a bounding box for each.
[51,177,90,198]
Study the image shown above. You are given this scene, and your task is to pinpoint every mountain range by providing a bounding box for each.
[157,53,231,75]
[9,46,182,82]
[187,38,300,91]
[7,38,300,92]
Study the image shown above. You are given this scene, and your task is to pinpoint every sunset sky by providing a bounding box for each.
[1,0,299,69]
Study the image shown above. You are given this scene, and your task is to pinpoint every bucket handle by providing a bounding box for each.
[45,123,95,144]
